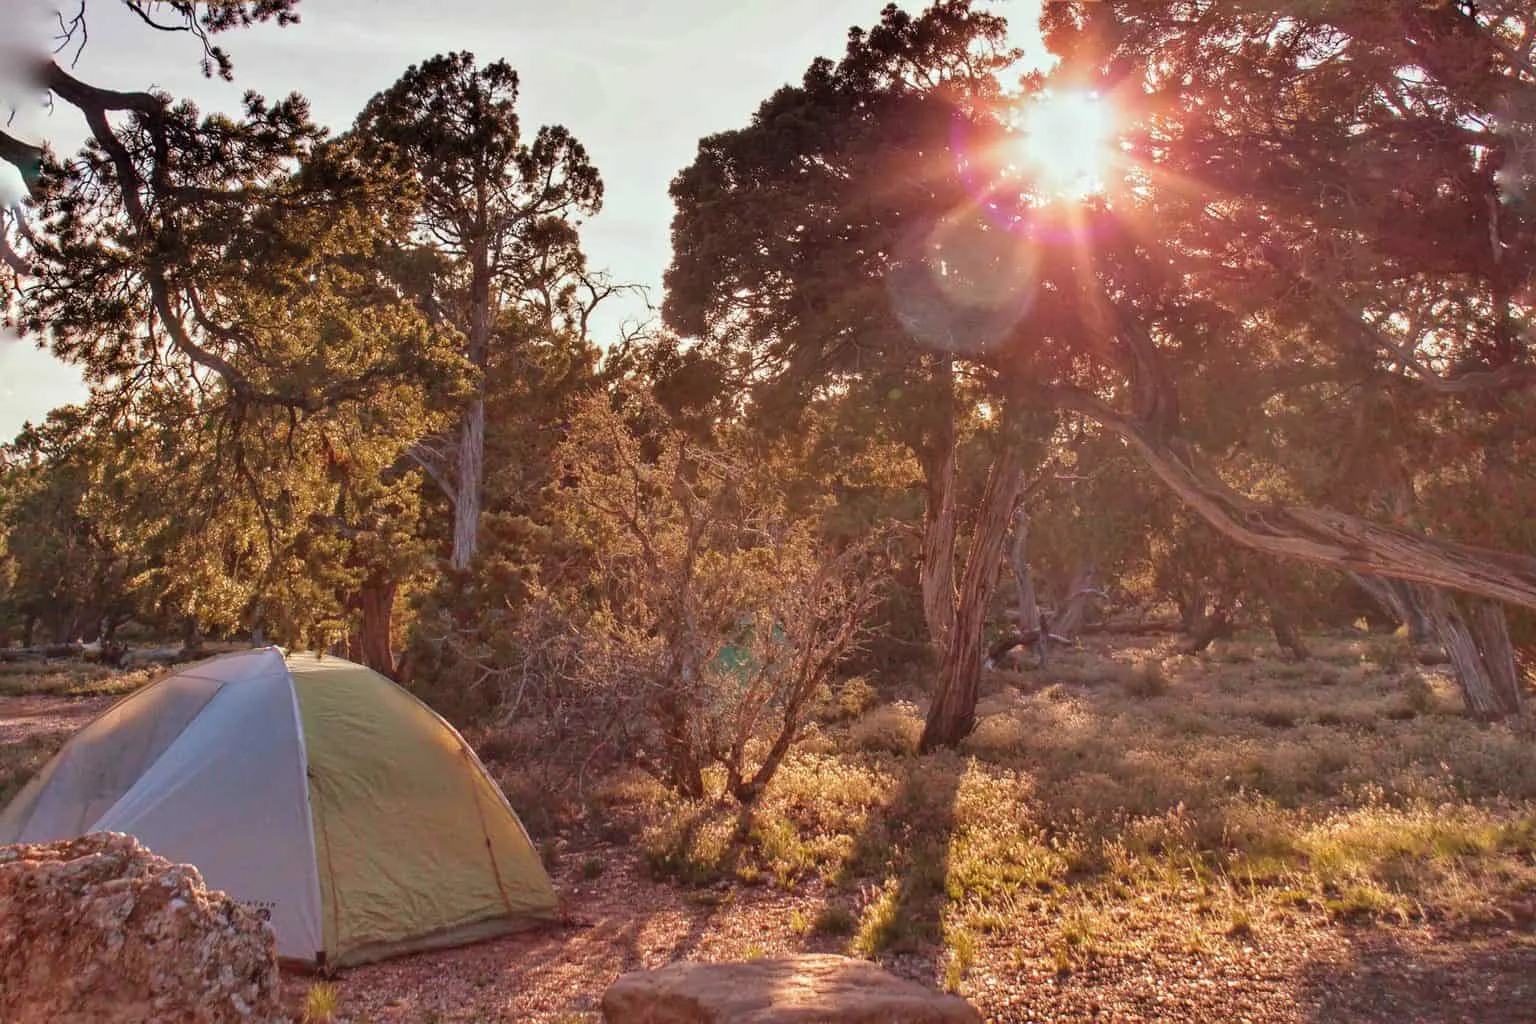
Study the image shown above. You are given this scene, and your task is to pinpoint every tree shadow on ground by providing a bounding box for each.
[816,752,966,983]
[1295,920,1536,1024]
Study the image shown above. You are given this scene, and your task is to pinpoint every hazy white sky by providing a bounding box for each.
[0,0,1046,438]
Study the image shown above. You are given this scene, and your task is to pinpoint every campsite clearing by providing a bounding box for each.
[3,633,1535,1023]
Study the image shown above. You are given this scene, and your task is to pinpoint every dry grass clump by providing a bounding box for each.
[847,701,924,754]
[0,730,69,805]
[302,982,339,1024]
[0,660,160,698]
[1121,658,1171,698]
[960,712,1033,757]
[819,676,879,722]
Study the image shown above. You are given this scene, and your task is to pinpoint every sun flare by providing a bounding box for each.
[1012,90,1116,201]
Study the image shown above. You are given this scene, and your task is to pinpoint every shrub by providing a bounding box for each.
[542,392,891,805]
[1123,659,1170,698]
[848,702,924,754]
[303,982,338,1024]
[822,676,878,722]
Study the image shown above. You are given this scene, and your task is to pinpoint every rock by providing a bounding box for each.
[0,832,283,1024]
[601,954,982,1024]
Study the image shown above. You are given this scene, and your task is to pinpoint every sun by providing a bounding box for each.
[1011,90,1116,201]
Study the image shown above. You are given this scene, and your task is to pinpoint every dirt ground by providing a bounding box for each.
[277,842,1536,1024]
[4,689,1536,1023]
[0,693,118,745]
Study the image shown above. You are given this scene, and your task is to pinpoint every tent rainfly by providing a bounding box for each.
[0,647,557,967]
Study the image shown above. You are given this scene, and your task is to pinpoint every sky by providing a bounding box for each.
[0,0,1047,439]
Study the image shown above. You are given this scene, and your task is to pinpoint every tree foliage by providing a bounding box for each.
[1,10,465,660]
[665,0,1536,741]
[352,52,605,570]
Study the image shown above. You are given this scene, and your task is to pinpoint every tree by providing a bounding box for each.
[1020,1,1536,605]
[667,2,1060,750]
[668,0,1536,744]
[353,52,605,570]
[1031,1,1534,712]
[0,411,136,645]
[403,320,603,711]
[1,7,466,666]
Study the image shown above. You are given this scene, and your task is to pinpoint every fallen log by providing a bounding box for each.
[120,646,218,669]
[0,644,85,663]
[1076,618,1185,637]
[0,643,215,669]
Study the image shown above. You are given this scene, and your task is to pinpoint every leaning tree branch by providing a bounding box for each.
[22,57,385,413]
[0,130,46,200]
[0,210,30,274]
[406,440,459,506]
[38,61,254,393]
[1039,383,1536,610]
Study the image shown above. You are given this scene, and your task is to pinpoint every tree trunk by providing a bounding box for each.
[663,710,706,800]
[1417,586,1525,719]
[1352,573,1433,644]
[1181,602,1231,655]
[1269,605,1309,660]
[1471,600,1524,718]
[921,434,1028,752]
[1009,510,1040,633]
[451,236,494,573]
[348,574,399,678]
[918,381,958,657]
[1008,509,1047,667]
[450,397,485,571]
[1052,563,1098,639]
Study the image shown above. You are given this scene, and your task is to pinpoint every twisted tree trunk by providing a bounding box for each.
[918,362,958,657]
[921,434,1028,752]
[1181,601,1233,655]
[1052,564,1099,639]
[1009,510,1040,634]
[1415,586,1524,719]
[1269,605,1309,661]
[1353,573,1434,645]
[1007,510,1047,667]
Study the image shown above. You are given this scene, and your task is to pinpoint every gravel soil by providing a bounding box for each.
[4,692,1533,1023]
[281,845,1536,1024]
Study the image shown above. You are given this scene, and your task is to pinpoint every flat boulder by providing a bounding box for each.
[601,953,981,1024]
[0,831,283,1024]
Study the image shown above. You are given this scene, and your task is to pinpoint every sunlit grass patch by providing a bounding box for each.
[847,861,947,957]
[847,701,924,754]
[941,918,978,992]
[0,730,70,805]
[302,981,339,1024]
[0,661,159,698]
[612,631,1536,972]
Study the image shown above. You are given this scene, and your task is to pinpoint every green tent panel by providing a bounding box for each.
[0,648,556,967]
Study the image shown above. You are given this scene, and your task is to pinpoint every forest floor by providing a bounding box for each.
[3,632,1536,1022]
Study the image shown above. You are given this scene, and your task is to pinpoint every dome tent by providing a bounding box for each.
[0,648,557,967]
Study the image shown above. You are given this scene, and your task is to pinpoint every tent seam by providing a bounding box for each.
[283,655,328,964]
[465,753,516,914]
